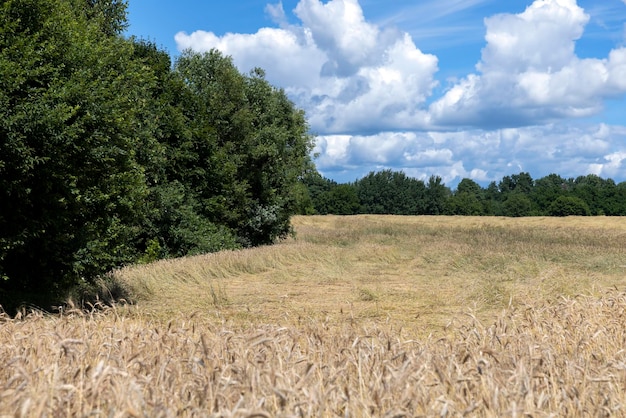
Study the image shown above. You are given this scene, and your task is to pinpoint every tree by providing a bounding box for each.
[425,175,450,215]
[300,171,337,215]
[483,181,502,215]
[356,170,426,215]
[499,172,534,195]
[172,50,314,246]
[327,184,361,215]
[0,3,315,311]
[571,174,619,216]
[0,0,155,306]
[615,182,626,215]
[498,172,536,215]
[446,194,483,215]
[531,174,569,215]
[547,196,591,216]
[502,194,533,217]
[456,178,483,196]
[82,0,128,36]
[291,180,316,215]
[446,178,484,215]
[140,182,240,259]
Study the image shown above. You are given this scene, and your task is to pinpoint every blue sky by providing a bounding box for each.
[126,0,626,187]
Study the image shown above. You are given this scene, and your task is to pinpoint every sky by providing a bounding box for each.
[126,0,626,187]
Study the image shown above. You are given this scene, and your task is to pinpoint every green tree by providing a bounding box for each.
[82,0,128,36]
[173,50,314,246]
[425,175,450,215]
[356,170,426,215]
[300,171,337,215]
[571,174,619,216]
[446,178,484,215]
[327,184,361,215]
[141,182,240,258]
[499,172,534,195]
[128,40,242,258]
[615,182,626,215]
[291,180,316,215]
[502,194,533,217]
[0,2,315,312]
[0,0,154,307]
[531,174,569,215]
[547,196,591,216]
[483,181,502,215]
[498,172,536,215]
[456,178,483,196]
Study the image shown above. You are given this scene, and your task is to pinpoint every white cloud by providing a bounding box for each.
[175,0,438,134]
[479,0,588,73]
[175,0,626,185]
[294,0,380,77]
[311,135,352,169]
[314,123,626,186]
[302,31,437,133]
[175,26,326,89]
[176,0,626,133]
[430,0,626,128]
[591,151,626,178]
[265,2,288,27]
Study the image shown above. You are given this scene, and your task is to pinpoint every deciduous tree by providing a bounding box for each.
[0,0,154,305]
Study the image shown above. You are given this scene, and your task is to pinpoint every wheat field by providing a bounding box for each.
[1,215,626,417]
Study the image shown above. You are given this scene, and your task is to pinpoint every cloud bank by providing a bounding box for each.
[175,0,626,186]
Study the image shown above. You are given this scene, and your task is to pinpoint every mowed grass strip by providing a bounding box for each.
[2,215,626,416]
[116,215,626,330]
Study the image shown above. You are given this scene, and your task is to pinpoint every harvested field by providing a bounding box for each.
[1,216,625,417]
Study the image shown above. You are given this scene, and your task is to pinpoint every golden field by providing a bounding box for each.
[1,215,625,417]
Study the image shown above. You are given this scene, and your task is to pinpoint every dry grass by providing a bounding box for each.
[116,215,626,329]
[1,215,626,417]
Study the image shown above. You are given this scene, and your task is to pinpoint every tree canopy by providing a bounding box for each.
[301,170,626,217]
[0,0,314,311]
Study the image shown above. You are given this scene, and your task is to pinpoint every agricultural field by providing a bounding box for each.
[1,215,626,417]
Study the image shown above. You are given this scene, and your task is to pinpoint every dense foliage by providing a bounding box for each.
[302,170,626,217]
[0,0,314,310]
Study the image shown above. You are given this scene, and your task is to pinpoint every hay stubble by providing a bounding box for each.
[1,215,626,416]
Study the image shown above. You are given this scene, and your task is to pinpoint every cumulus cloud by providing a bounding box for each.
[176,0,626,134]
[590,151,626,178]
[175,0,626,185]
[294,0,380,77]
[314,123,626,186]
[430,0,626,128]
[175,25,326,89]
[176,0,438,134]
[265,2,289,27]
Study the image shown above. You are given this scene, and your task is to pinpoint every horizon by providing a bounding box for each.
[126,0,626,187]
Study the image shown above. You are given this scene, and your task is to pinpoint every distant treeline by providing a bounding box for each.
[299,170,626,216]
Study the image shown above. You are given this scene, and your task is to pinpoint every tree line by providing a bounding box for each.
[3,0,624,312]
[300,170,626,217]
[0,0,314,310]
